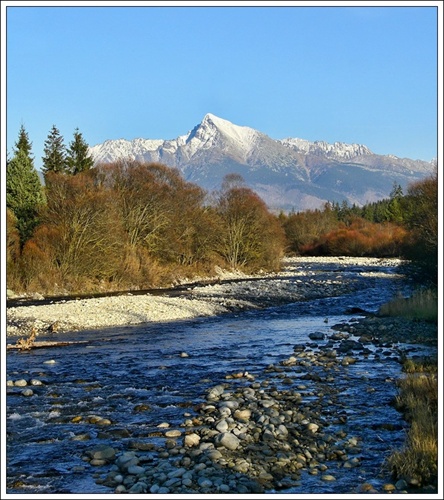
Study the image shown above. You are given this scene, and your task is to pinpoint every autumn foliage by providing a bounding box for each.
[7,163,287,293]
[6,161,437,294]
[301,219,408,257]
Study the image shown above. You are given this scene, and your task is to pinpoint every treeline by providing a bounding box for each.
[279,170,438,283]
[6,125,438,294]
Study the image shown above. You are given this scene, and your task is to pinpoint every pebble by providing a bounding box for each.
[165,429,182,437]
[14,379,28,386]
[6,257,436,495]
[321,475,336,481]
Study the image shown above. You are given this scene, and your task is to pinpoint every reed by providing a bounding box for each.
[385,358,438,487]
[378,288,438,322]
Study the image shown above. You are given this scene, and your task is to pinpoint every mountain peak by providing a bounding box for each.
[89,114,434,211]
[198,113,259,151]
[202,112,220,123]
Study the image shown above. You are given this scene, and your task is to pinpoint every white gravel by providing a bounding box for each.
[6,256,406,338]
[6,295,231,337]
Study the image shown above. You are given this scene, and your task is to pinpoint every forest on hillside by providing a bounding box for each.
[6,126,438,295]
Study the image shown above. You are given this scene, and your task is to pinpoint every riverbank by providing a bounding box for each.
[6,256,408,338]
[5,256,439,496]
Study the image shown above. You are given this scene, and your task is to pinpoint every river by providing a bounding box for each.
[5,258,430,495]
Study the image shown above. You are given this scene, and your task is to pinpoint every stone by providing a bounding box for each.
[184,433,200,447]
[90,459,107,466]
[198,477,213,488]
[206,449,223,461]
[115,452,139,472]
[127,465,145,475]
[128,482,147,493]
[395,479,408,490]
[165,429,182,437]
[234,409,251,421]
[306,423,319,433]
[164,477,181,488]
[309,332,325,340]
[214,432,240,450]
[215,419,229,433]
[71,433,91,441]
[382,483,396,491]
[157,487,170,494]
[219,400,239,410]
[92,417,111,425]
[357,482,377,492]
[207,385,226,400]
[276,424,289,436]
[341,356,357,366]
[14,379,28,386]
[87,445,117,462]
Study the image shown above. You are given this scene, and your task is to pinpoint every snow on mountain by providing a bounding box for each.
[89,113,261,166]
[89,114,434,212]
[280,138,373,160]
[89,138,164,163]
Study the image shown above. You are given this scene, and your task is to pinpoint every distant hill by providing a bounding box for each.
[89,113,434,212]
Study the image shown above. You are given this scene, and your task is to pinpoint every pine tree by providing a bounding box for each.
[7,127,45,245]
[42,125,67,176]
[66,128,94,175]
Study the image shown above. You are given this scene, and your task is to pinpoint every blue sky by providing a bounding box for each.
[3,2,441,170]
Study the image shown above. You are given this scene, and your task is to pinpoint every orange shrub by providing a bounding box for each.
[302,218,408,257]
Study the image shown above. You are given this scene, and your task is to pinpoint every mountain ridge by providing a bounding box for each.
[89,113,434,211]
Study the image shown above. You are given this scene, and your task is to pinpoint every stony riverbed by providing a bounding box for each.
[67,313,435,496]
[5,257,438,496]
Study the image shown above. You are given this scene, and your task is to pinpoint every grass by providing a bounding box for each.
[378,288,438,322]
[385,357,438,487]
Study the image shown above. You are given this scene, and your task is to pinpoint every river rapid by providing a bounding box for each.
[5,258,432,496]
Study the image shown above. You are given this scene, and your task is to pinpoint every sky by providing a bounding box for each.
[2,1,442,171]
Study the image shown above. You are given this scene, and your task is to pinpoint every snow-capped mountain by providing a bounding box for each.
[89,113,434,211]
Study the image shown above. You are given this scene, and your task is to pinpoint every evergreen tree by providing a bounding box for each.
[14,124,34,159]
[7,138,45,245]
[42,125,67,176]
[386,182,404,223]
[389,182,404,200]
[66,128,94,175]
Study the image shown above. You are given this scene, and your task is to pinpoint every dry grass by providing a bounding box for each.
[379,288,438,322]
[15,326,37,351]
[385,359,438,486]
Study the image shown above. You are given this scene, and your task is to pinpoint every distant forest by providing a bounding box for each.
[6,125,438,294]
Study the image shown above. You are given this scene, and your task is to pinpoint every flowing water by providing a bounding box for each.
[5,259,432,495]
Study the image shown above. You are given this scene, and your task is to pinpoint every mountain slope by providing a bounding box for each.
[89,113,434,211]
